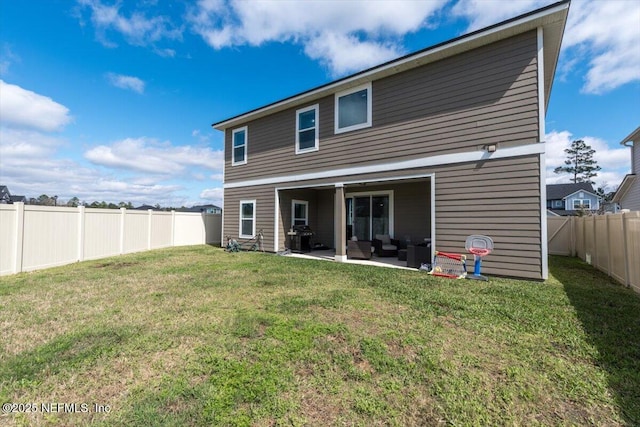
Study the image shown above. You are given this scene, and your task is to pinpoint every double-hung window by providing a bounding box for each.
[573,199,591,209]
[239,200,256,238]
[232,126,247,166]
[335,83,372,134]
[296,105,319,154]
[292,200,308,226]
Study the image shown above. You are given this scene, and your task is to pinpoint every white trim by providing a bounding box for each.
[562,189,599,199]
[213,3,569,131]
[345,190,394,239]
[231,126,248,166]
[295,104,319,154]
[430,175,436,263]
[225,142,545,189]
[334,82,372,134]
[221,129,226,247]
[291,199,309,226]
[273,189,279,252]
[540,152,548,280]
[239,199,256,239]
[537,30,548,280]
[572,199,592,210]
[537,27,545,141]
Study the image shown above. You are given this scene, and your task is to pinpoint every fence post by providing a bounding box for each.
[120,207,126,254]
[171,210,176,247]
[621,212,630,287]
[13,202,25,274]
[78,205,85,262]
[592,216,597,265]
[605,214,611,276]
[148,209,153,250]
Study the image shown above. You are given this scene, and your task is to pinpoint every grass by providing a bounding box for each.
[0,246,639,426]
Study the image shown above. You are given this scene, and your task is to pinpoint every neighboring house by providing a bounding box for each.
[134,204,159,211]
[546,183,601,216]
[612,126,640,211]
[212,2,570,280]
[0,185,26,204]
[0,186,10,204]
[9,195,27,203]
[178,204,222,214]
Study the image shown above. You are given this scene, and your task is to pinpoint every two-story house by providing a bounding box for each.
[546,183,600,216]
[0,185,26,204]
[212,1,570,280]
[612,126,640,211]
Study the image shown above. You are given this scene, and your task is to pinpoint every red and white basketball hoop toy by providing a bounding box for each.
[465,235,493,281]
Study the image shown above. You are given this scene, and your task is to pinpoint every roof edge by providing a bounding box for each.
[620,126,640,146]
[212,0,570,130]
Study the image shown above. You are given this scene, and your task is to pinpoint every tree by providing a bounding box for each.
[66,197,80,207]
[554,139,601,184]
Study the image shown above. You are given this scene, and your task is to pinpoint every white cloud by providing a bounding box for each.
[76,0,182,48]
[0,43,20,75]
[84,137,223,174]
[563,0,640,94]
[200,187,223,207]
[545,130,630,190]
[304,32,403,77]
[187,0,446,76]
[0,80,72,132]
[106,72,145,93]
[451,0,546,31]
[453,0,640,94]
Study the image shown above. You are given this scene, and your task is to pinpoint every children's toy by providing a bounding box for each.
[465,235,493,281]
[429,251,467,279]
[225,230,264,252]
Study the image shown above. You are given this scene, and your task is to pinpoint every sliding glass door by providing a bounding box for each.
[346,192,391,241]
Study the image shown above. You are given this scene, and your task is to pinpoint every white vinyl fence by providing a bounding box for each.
[548,211,640,293]
[0,203,222,276]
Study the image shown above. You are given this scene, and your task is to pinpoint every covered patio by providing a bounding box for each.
[275,174,434,265]
[283,248,415,271]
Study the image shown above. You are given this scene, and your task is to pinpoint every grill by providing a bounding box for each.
[287,225,314,253]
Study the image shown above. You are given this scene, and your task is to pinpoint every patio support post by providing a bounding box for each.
[334,183,347,262]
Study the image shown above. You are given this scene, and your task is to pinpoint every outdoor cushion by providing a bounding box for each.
[382,244,397,251]
[375,234,391,245]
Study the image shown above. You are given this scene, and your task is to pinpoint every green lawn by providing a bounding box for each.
[1,247,638,426]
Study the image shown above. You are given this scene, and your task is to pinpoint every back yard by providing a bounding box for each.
[0,246,638,426]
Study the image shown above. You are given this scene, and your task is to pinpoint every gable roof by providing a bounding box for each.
[546,183,596,200]
[620,126,640,147]
[213,1,570,130]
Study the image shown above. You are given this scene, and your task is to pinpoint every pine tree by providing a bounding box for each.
[554,139,601,184]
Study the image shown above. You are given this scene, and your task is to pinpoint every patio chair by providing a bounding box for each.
[347,239,372,260]
[373,234,399,257]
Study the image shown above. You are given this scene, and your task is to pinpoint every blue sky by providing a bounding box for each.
[1,0,638,208]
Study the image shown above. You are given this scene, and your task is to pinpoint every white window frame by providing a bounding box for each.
[334,82,372,134]
[295,105,319,154]
[573,199,591,210]
[345,190,394,239]
[232,126,248,166]
[239,199,256,238]
[291,199,309,227]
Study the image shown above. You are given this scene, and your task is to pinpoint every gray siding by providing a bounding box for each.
[621,145,640,211]
[224,30,539,184]
[223,154,543,280]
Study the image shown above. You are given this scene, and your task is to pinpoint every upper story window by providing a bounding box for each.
[573,199,591,209]
[232,126,248,166]
[334,83,372,134]
[296,105,319,154]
